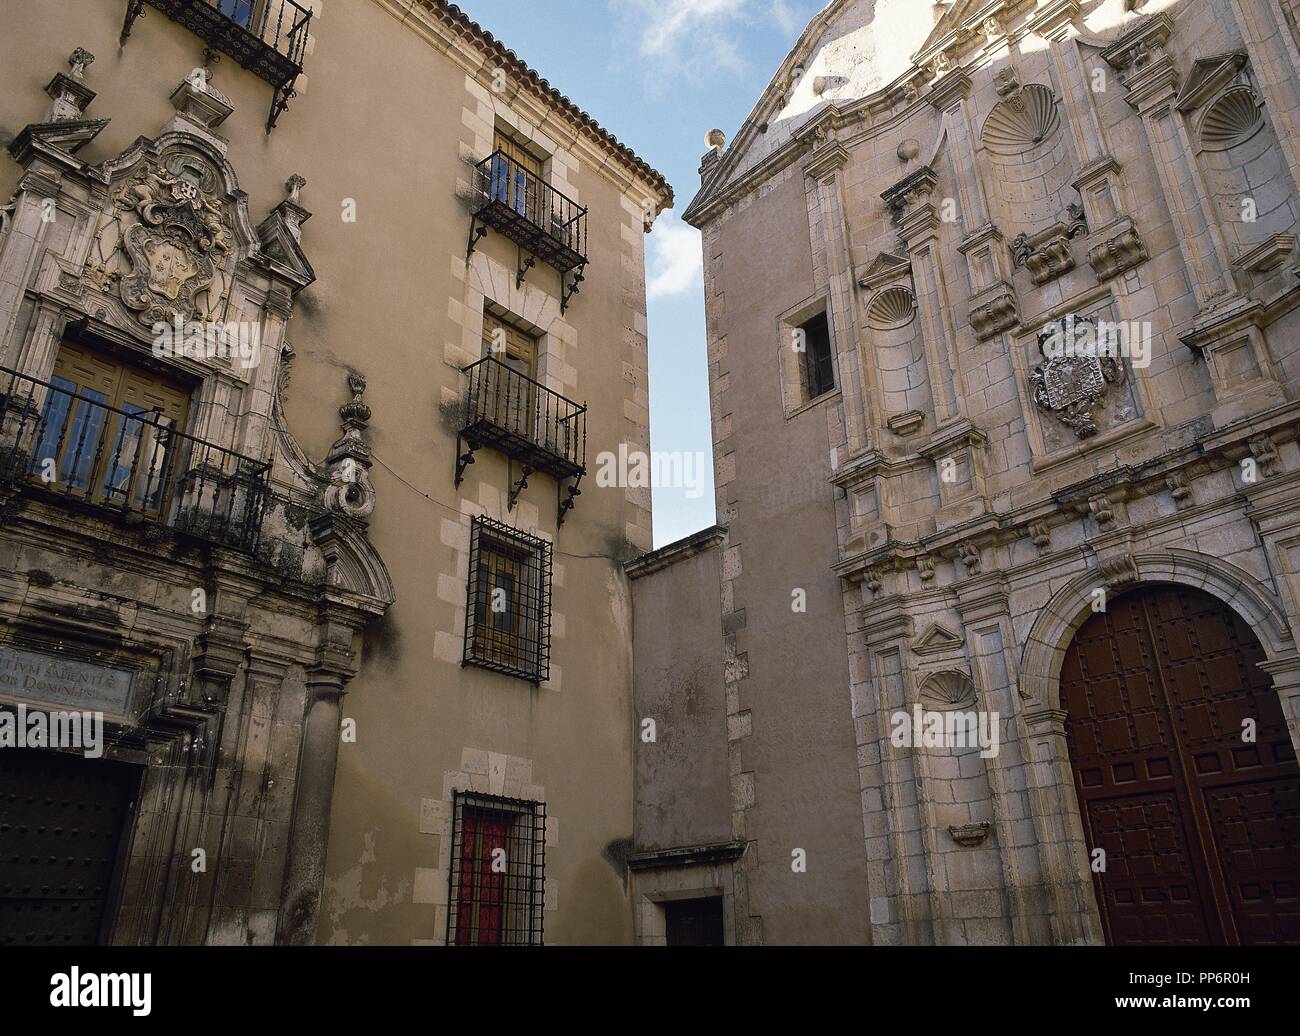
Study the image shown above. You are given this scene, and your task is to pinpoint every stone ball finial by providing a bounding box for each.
[705,128,726,152]
[897,138,920,162]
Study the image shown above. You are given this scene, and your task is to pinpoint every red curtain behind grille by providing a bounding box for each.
[455,810,510,945]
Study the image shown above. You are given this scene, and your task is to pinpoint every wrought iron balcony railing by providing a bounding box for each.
[121,0,313,130]
[467,151,590,313]
[455,357,587,526]
[0,365,269,554]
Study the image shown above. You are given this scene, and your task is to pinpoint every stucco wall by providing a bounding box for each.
[630,536,731,852]
[0,0,667,946]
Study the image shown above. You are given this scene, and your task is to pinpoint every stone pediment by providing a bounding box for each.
[913,622,965,656]
[858,251,912,291]
[1175,52,1249,112]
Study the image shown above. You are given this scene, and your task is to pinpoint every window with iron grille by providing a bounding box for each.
[800,311,836,400]
[445,791,546,946]
[464,516,552,684]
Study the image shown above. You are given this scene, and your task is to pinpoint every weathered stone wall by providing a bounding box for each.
[678,0,1300,944]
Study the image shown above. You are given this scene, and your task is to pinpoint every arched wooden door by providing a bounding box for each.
[1061,584,1300,945]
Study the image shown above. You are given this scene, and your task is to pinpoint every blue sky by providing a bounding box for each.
[460,0,820,546]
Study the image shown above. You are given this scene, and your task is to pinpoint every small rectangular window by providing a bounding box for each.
[446,791,546,946]
[464,517,552,683]
[800,312,835,400]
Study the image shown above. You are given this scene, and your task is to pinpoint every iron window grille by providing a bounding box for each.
[800,312,836,400]
[467,150,589,313]
[0,364,270,554]
[463,516,553,684]
[120,0,313,131]
[445,790,546,947]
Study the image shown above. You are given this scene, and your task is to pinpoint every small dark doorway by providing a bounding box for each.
[0,747,139,946]
[664,896,725,946]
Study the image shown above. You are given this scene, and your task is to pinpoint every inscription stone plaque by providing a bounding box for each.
[0,647,135,720]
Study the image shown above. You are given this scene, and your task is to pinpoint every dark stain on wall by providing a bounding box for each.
[361,610,401,670]
[602,836,634,892]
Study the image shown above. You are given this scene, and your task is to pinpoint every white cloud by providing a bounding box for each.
[770,0,802,37]
[627,0,749,56]
[612,0,810,85]
[646,212,703,300]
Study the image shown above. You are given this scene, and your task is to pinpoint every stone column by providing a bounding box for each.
[1033,5,1138,238]
[955,581,1034,945]
[1103,15,1235,308]
[805,138,876,456]
[0,171,63,367]
[276,612,357,945]
[1230,1,1300,200]
[882,167,964,428]
[929,70,989,236]
[1021,705,1104,944]
[855,608,930,944]
[1,49,108,364]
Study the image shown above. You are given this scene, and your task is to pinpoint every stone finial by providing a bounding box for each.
[286,174,307,205]
[339,373,371,435]
[43,48,99,123]
[68,48,94,79]
[324,372,376,521]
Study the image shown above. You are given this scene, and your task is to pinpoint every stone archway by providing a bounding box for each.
[1061,584,1300,944]
[1013,549,1300,944]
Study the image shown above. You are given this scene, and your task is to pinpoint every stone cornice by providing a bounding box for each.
[1023,0,1081,42]
[832,408,1300,585]
[928,68,974,111]
[626,840,746,871]
[804,141,851,182]
[625,526,726,579]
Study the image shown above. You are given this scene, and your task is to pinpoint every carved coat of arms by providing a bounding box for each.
[116,160,231,326]
[1030,315,1124,439]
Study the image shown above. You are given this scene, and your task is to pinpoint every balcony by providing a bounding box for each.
[0,366,269,554]
[455,357,586,525]
[121,0,313,131]
[467,152,589,313]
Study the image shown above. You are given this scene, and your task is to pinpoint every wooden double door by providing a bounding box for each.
[1062,585,1300,945]
[0,748,139,945]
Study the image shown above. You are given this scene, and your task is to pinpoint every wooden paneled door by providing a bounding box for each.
[0,748,139,945]
[480,312,538,438]
[1062,585,1300,945]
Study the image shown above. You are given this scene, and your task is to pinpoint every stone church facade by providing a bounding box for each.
[0,0,668,946]
[633,0,1300,945]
